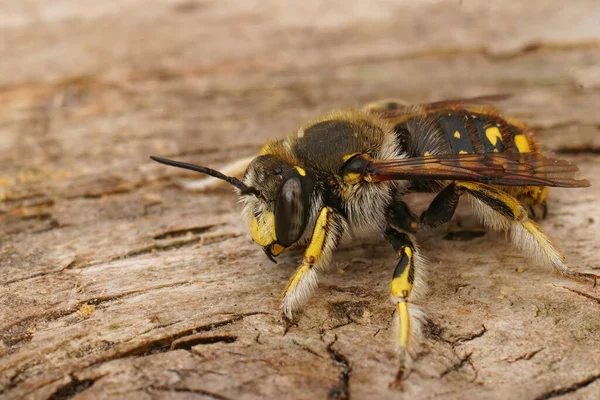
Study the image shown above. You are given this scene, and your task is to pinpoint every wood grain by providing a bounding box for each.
[1,1,599,399]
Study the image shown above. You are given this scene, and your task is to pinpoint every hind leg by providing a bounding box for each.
[506,186,549,221]
[459,182,598,283]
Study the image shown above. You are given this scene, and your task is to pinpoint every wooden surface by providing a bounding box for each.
[1,1,600,399]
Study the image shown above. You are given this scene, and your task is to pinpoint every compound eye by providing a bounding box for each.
[274,177,306,247]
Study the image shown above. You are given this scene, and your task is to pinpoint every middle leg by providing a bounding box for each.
[385,228,428,383]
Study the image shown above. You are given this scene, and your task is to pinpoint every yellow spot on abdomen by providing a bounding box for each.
[514,134,531,153]
[424,151,431,156]
[485,127,502,147]
[459,150,468,154]
[453,131,461,139]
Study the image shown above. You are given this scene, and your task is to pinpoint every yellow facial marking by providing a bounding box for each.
[294,166,306,176]
[453,131,461,139]
[485,127,502,147]
[272,243,286,256]
[304,208,329,264]
[459,150,468,154]
[250,211,277,246]
[514,134,531,153]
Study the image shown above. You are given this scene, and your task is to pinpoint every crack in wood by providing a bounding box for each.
[440,352,473,378]
[170,335,237,351]
[503,348,544,363]
[153,224,216,240]
[106,312,267,360]
[148,385,232,400]
[326,335,351,400]
[48,375,97,400]
[533,373,600,399]
[115,232,241,260]
[454,325,487,343]
[556,285,600,304]
[0,281,195,347]
[292,339,324,358]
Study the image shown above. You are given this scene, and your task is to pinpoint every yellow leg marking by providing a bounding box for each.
[514,134,531,152]
[282,264,311,295]
[458,181,524,220]
[391,248,413,297]
[485,126,502,147]
[390,247,414,353]
[303,207,329,264]
[280,207,333,317]
[397,301,410,348]
[522,219,566,262]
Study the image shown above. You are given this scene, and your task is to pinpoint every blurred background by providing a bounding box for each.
[1,1,599,399]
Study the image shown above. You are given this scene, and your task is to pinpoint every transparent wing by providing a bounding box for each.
[367,152,590,188]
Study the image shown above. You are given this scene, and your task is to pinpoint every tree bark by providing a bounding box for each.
[1,1,599,399]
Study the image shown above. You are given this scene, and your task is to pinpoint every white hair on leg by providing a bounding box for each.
[510,220,565,268]
[281,267,319,320]
[407,240,429,302]
[391,303,427,366]
[280,211,347,320]
[467,191,596,281]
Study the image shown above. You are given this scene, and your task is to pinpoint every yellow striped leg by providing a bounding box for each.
[386,230,424,383]
[280,207,344,322]
[459,182,599,284]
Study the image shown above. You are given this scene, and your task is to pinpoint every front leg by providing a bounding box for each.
[280,207,346,322]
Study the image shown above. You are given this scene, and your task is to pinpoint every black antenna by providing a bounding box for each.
[150,155,258,195]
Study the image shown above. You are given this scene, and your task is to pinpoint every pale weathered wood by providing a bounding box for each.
[1,1,600,399]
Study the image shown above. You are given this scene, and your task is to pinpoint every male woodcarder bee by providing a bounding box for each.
[150,96,597,383]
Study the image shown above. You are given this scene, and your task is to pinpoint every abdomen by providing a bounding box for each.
[394,106,549,207]
[392,108,537,157]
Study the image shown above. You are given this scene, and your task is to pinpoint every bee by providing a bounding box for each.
[150,95,597,383]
